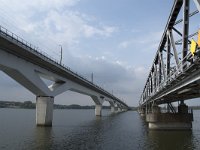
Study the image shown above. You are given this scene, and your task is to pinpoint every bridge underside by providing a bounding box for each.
[0,48,128,126]
[145,58,200,105]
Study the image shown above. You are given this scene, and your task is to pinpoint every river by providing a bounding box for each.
[0,108,200,150]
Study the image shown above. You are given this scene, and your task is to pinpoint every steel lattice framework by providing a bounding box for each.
[140,0,200,107]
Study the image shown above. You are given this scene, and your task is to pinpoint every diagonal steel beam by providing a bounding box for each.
[175,31,198,45]
[172,27,182,36]
[169,30,180,69]
[159,51,166,81]
[193,0,200,12]
[174,10,199,25]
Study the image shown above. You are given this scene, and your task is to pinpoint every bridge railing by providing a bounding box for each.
[0,26,93,84]
[0,26,62,64]
[0,25,128,107]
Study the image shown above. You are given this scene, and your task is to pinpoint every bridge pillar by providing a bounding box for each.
[122,108,126,112]
[36,96,54,126]
[146,103,193,130]
[152,104,161,113]
[118,107,122,112]
[95,105,102,116]
[111,106,115,113]
[138,107,146,117]
[178,100,188,113]
[109,101,116,113]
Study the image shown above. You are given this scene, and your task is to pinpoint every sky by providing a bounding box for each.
[0,0,200,107]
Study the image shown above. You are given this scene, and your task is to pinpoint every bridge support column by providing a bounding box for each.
[138,107,146,117]
[36,96,54,126]
[146,102,193,130]
[118,107,122,112]
[111,106,115,113]
[152,104,161,113]
[178,100,188,113]
[109,101,116,113]
[95,105,102,116]
[122,108,126,112]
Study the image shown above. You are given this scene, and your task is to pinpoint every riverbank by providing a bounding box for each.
[0,101,111,109]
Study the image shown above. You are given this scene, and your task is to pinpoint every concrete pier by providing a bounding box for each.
[118,107,122,112]
[178,101,189,113]
[95,105,102,116]
[146,103,193,130]
[138,107,146,117]
[111,106,115,113]
[146,113,193,130]
[36,96,54,126]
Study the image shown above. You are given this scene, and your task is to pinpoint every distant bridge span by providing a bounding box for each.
[0,25,129,126]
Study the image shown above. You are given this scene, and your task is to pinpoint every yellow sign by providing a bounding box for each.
[190,39,197,56]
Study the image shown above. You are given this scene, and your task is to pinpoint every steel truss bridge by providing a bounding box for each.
[140,0,200,108]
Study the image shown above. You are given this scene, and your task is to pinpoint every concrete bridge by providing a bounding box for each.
[139,0,200,130]
[0,25,129,126]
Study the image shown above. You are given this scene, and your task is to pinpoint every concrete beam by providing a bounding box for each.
[146,103,193,130]
[108,100,116,113]
[0,49,51,96]
[91,95,104,105]
[36,96,54,126]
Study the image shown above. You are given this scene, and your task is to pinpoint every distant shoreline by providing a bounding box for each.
[0,101,111,109]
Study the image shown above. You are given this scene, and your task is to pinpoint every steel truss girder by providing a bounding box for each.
[140,0,200,107]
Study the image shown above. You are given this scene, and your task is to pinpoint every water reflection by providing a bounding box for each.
[34,127,54,150]
[1,109,200,150]
[23,127,54,150]
[146,130,195,150]
[55,114,119,150]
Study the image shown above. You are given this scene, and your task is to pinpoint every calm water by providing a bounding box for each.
[0,109,200,150]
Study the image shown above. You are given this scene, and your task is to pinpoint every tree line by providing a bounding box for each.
[0,101,111,109]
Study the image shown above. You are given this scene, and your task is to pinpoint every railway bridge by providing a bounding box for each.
[139,0,200,130]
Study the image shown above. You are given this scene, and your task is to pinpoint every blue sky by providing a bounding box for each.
[0,0,199,106]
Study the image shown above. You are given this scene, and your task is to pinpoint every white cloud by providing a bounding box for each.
[63,54,147,104]
[131,29,141,33]
[83,25,117,38]
[119,31,162,49]
[0,0,146,106]
[0,0,118,60]
[1,0,79,12]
